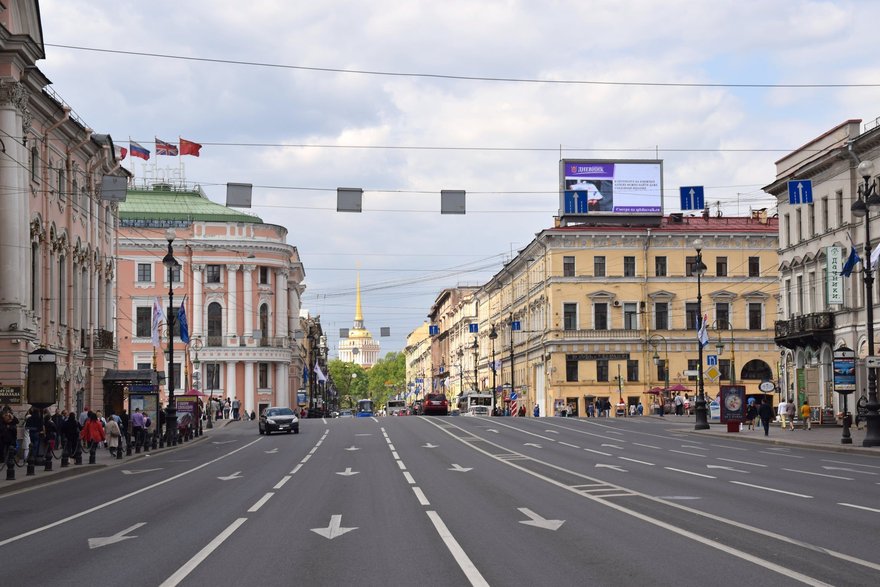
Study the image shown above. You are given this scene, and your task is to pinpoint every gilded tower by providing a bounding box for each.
[338,273,381,367]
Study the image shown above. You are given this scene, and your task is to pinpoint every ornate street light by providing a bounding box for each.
[472,337,479,391]
[649,333,669,417]
[489,325,498,412]
[162,228,180,446]
[693,238,709,430]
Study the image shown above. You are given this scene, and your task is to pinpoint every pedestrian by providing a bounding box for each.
[131,407,145,449]
[533,403,540,418]
[105,414,121,456]
[232,398,240,420]
[119,409,130,452]
[674,394,683,416]
[42,409,57,456]
[25,407,43,461]
[800,400,811,430]
[777,397,789,430]
[224,398,231,419]
[80,411,105,463]
[79,406,89,427]
[1,409,19,465]
[61,412,80,460]
[758,397,773,436]
[745,401,758,431]
[786,399,796,431]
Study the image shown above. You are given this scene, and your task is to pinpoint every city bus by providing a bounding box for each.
[356,398,374,417]
[458,392,494,416]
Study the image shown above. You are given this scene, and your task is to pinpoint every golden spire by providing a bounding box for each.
[355,272,363,322]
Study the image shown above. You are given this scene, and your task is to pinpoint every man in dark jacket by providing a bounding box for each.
[758,397,774,437]
[1,408,19,464]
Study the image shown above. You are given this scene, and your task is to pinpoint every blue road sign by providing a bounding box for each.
[429,324,439,336]
[511,321,521,331]
[679,186,704,211]
[788,180,813,205]
[468,323,478,333]
[706,355,718,366]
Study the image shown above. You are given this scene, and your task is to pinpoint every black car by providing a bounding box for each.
[259,406,300,435]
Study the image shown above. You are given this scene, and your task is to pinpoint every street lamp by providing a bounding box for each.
[693,238,710,430]
[472,337,478,391]
[852,159,880,446]
[489,325,498,412]
[162,228,180,446]
[713,320,735,385]
[457,347,464,395]
[192,338,209,429]
[649,334,669,417]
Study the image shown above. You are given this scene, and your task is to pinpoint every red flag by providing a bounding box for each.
[179,138,202,157]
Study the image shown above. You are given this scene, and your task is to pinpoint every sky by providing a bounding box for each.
[34,0,880,357]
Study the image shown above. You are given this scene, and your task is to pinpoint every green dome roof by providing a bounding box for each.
[119,184,262,226]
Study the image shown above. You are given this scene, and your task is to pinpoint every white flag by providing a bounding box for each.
[314,362,327,383]
[151,297,166,348]
[871,242,880,270]
[697,313,709,348]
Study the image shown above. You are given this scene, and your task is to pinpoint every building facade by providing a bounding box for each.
[0,3,122,413]
[116,182,306,417]
[404,321,431,401]
[337,274,380,368]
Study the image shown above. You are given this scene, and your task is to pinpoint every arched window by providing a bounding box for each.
[259,303,269,344]
[207,302,223,346]
[740,359,772,381]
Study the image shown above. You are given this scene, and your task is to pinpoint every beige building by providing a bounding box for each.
[404,322,431,401]
[418,213,781,417]
[337,274,380,368]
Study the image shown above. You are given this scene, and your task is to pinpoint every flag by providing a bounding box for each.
[177,298,190,344]
[156,138,179,156]
[151,297,165,348]
[114,145,127,160]
[872,243,880,270]
[179,137,202,157]
[841,247,861,277]
[302,366,309,385]
[697,313,709,348]
[314,362,326,383]
[130,141,150,160]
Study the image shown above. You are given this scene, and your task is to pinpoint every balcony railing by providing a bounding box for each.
[557,328,643,340]
[259,337,289,348]
[774,312,834,349]
[93,329,114,350]
[206,335,224,347]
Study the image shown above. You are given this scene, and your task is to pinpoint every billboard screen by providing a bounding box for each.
[559,159,663,216]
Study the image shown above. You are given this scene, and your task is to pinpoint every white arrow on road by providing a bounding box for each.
[449,464,472,472]
[707,465,749,473]
[218,471,243,481]
[88,523,146,549]
[544,430,559,434]
[601,444,623,450]
[822,466,877,475]
[265,448,279,454]
[336,467,359,476]
[486,429,499,433]
[524,443,543,448]
[595,463,627,472]
[422,443,439,448]
[121,468,162,475]
[311,515,357,540]
[517,508,565,531]
[344,446,360,451]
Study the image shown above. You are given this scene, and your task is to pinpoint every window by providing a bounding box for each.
[206,265,221,284]
[136,307,151,338]
[784,279,792,317]
[797,275,804,314]
[716,256,727,277]
[687,359,699,381]
[783,213,791,247]
[808,271,816,313]
[30,146,39,182]
[719,359,731,381]
[685,255,699,277]
[563,256,575,277]
[259,363,269,388]
[655,302,669,330]
[594,256,606,277]
[623,256,636,277]
[808,203,815,237]
[655,256,667,277]
[623,303,638,329]
[206,363,221,392]
[741,359,773,380]
[169,364,181,390]
[169,306,181,338]
[821,196,829,232]
[137,263,152,283]
[748,303,762,330]
[836,190,843,227]
[594,303,608,330]
[207,302,223,344]
[656,359,667,382]
[715,303,730,329]
[260,303,270,338]
[170,265,181,283]
[626,360,639,382]
[566,357,579,382]
[259,266,270,285]
[563,303,578,330]
[136,362,152,371]
[748,257,760,277]
[795,208,802,242]
[58,254,66,325]
[596,359,609,382]
[685,302,699,330]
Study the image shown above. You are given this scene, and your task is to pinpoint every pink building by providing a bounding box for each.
[116,183,306,417]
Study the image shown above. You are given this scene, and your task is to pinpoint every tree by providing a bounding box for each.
[366,352,406,409]
[327,360,367,409]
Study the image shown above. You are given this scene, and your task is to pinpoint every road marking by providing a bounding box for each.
[344,446,360,451]
[711,444,747,451]
[264,448,278,454]
[681,445,709,450]
[595,463,627,472]
[311,515,358,540]
[301,454,311,463]
[838,502,880,514]
[601,444,623,450]
[388,443,396,450]
[121,468,163,475]
[273,475,291,489]
[309,446,318,455]
[426,511,489,587]
[392,451,400,460]
[524,443,543,448]
[290,464,303,475]
[355,433,372,436]
[517,508,564,531]
[403,471,415,484]
[632,443,661,449]
[784,468,853,480]
[559,442,580,448]
[821,458,880,470]
[821,466,877,476]
[669,450,706,458]
[449,464,472,472]
[413,487,430,505]
[217,471,243,481]
[759,450,804,459]
[88,522,146,549]
[707,465,748,473]
[665,467,715,479]
[336,468,359,476]
[619,457,654,466]
[423,443,439,448]
[583,448,612,456]
[730,481,812,498]
[397,460,406,470]
[717,458,766,467]
[544,430,559,434]
[248,492,274,512]
[159,518,247,587]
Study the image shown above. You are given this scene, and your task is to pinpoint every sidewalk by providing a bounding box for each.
[653,414,880,455]
[0,419,236,496]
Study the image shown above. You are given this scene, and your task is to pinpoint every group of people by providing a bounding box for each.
[741,396,812,436]
[206,397,244,421]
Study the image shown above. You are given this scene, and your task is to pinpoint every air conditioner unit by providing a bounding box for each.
[612,300,621,307]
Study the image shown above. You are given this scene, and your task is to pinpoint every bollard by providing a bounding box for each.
[44,444,53,472]
[116,437,123,460]
[74,441,83,465]
[126,435,132,456]
[88,442,97,464]
[6,449,15,481]
[26,449,35,476]
[60,442,69,468]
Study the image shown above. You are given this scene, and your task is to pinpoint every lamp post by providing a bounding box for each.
[457,348,464,395]
[851,159,880,446]
[713,320,735,385]
[162,228,180,446]
[489,325,498,412]
[472,337,479,391]
[693,238,710,430]
[192,338,209,430]
[509,314,515,416]
[649,334,669,417]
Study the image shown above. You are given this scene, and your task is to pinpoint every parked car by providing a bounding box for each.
[259,406,299,435]
[422,393,449,416]
[338,410,353,418]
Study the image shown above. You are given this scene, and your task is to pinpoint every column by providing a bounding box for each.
[275,269,288,338]
[0,82,28,326]
[243,264,255,339]
[275,362,289,407]
[244,361,255,415]
[225,361,237,404]
[226,264,239,338]
[192,264,204,338]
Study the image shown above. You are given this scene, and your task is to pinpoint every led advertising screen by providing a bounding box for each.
[559,159,663,216]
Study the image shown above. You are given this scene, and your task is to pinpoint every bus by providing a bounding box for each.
[386,399,406,416]
[458,392,494,416]
[356,399,374,417]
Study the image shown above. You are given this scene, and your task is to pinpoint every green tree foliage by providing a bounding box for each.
[327,359,367,409]
[366,352,406,409]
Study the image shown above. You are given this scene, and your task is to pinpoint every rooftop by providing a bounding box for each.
[118,183,262,225]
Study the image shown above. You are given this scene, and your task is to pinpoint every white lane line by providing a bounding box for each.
[711,444,747,451]
[397,460,407,470]
[290,464,303,475]
[388,443,396,450]
[838,502,880,514]
[619,457,654,466]
[681,445,709,450]
[403,471,416,485]
[273,476,292,489]
[159,517,248,587]
[248,492,274,512]
[559,442,580,448]
[783,468,853,481]
[583,448,612,456]
[309,446,318,455]
[718,458,767,467]
[730,481,812,499]
[392,451,400,460]
[822,458,880,470]
[760,451,804,459]
[665,467,716,479]
[426,511,489,587]
[632,443,661,449]
[301,454,311,463]
[412,487,430,506]
[669,450,706,458]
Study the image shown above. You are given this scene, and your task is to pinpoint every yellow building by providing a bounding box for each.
[338,274,380,368]
[404,322,432,402]
[457,213,780,416]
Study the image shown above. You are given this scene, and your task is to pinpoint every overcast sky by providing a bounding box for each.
[36,1,880,356]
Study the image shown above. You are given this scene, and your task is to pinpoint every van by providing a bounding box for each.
[386,399,406,416]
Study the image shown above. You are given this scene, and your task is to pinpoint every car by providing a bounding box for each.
[422,393,449,416]
[259,406,299,435]
[466,405,490,416]
[338,410,353,418]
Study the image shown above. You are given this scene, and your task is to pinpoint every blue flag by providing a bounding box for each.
[841,247,861,277]
[303,366,309,385]
[177,302,190,344]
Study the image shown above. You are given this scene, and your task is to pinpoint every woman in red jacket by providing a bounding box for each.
[80,412,105,463]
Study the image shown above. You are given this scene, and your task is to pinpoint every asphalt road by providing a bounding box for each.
[1,416,878,586]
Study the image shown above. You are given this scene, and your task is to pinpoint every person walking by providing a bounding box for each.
[80,411,105,464]
[786,399,796,431]
[131,408,145,450]
[105,415,121,456]
[777,397,789,430]
[24,407,43,462]
[758,397,774,436]
[232,398,241,421]
[800,400,812,430]
[61,412,80,462]
[533,403,540,418]
[745,401,758,431]
[1,409,19,465]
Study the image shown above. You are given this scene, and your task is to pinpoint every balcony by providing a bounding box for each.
[555,329,643,341]
[774,312,834,350]
[259,337,289,348]
[206,335,224,347]
[93,329,114,350]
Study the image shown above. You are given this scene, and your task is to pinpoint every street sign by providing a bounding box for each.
[758,380,776,393]
[429,324,439,336]
[511,321,521,331]
[468,323,478,333]
[683,369,699,377]
[705,365,720,382]
[787,179,813,204]
[866,356,880,368]
[679,186,704,211]
[706,354,718,366]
